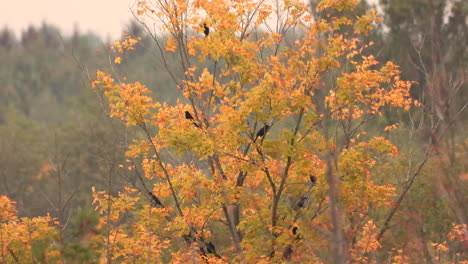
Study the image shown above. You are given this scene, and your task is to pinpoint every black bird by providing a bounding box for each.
[283,245,293,259]
[283,226,301,259]
[290,226,301,240]
[185,111,195,120]
[294,196,307,210]
[203,23,209,37]
[309,175,317,185]
[254,124,270,142]
[182,234,192,244]
[148,191,164,208]
[292,226,298,235]
[185,111,200,128]
[206,242,221,258]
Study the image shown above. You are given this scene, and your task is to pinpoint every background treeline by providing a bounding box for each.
[0,20,179,217]
[0,0,466,261]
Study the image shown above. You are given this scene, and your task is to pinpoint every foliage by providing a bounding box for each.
[88,0,462,262]
[0,196,60,263]
[0,0,466,263]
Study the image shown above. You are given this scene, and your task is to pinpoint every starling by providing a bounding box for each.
[283,245,293,259]
[291,226,301,240]
[292,226,298,235]
[183,233,194,244]
[148,191,164,208]
[185,111,200,128]
[183,234,191,244]
[309,175,317,184]
[185,111,195,120]
[283,226,300,259]
[203,23,209,37]
[254,124,270,141]
[294,196,307,210]
[206,242,221,258]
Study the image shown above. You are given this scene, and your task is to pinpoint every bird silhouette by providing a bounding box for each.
[309,175,317,185]
[254,124,270,142]
[292,226,298,235]
[206,242,221,258]
[294,196,307,210]
[203,23,209,37]
[185,111,200,128]
[291,226,301,240]
[185,111,195,120]
[283,226,301,259]
[148,191,164,208]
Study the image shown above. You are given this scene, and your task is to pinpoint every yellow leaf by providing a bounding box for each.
[165,37,177,52]
[188,46,196,56]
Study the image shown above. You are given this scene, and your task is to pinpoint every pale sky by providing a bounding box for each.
[0,0,381,41]
[0,0,137,40]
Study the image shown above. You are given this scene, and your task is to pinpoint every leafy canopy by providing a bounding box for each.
[89,0,418,262]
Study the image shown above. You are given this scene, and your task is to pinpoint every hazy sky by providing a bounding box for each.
[0,0,137,40]
[1,0,381,41]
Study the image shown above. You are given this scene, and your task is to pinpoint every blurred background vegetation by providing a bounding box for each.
[0,0,466,261]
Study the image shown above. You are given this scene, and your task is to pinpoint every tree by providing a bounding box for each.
[0,196,60,263]
[89,0,425,262]
[0,27,16,50]
[88,1,420,263]
[379,1,468,260]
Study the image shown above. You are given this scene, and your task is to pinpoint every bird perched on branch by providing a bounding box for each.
[309,175,317,185]
[203,23,210,37]
[254,124,270,142]
[185,111,195,120]
[185,111,200,128]
[292,226,299,236]
[200,241,221,259]
[148,191,164,208]
[206,242,220,258]
[294,196,308,210]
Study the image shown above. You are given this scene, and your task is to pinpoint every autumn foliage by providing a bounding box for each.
[0,196,60,263]
[1,0,466,263]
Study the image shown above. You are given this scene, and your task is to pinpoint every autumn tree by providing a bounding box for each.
[89,0,465,263]
[0,196,61,263]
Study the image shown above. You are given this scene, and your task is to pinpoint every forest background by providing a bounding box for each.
[0,0,466,263]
